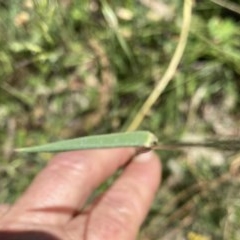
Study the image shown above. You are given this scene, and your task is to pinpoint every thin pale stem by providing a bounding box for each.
[127,0,193,131]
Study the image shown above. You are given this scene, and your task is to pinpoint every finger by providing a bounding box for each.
[3,148,136,226]
[68,151,161,240]
[0,205,10,218]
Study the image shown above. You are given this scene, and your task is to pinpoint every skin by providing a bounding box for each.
[0,148,161,240]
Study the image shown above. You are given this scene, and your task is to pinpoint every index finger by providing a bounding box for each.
[3,148,136,226]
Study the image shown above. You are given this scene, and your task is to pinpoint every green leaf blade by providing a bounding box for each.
[15,131,158,153]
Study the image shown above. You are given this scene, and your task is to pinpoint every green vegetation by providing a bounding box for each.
[1,0,240,239]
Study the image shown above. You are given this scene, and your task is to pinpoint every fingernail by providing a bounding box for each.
[134,151,154,163]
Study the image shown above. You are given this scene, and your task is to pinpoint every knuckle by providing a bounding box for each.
[89,214,133,240]
[49,153,93,178]
[103,184,143,222]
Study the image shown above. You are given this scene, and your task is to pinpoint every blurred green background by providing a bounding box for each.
[1,0,240,239]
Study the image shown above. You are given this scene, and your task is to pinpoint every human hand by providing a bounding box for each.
[0,148,161,240]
